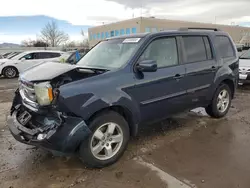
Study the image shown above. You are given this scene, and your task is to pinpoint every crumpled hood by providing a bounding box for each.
[20,62,77,82]
[239,59,250,68]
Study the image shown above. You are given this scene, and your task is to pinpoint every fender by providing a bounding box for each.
[58,87,141,129]
[208,62,238,100]
[57,70,141,128]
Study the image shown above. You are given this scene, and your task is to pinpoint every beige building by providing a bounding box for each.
[88,17,250,47]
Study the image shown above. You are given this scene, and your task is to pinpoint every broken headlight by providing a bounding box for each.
[34,82,53,106]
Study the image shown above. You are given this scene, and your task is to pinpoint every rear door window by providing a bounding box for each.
[38,52,61,59]
[182,36,208,63]
[215,36,235,58]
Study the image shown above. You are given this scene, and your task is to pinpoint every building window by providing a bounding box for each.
[93,34,96,40]
[126,28,130,34]
[132,27,137,34]
[101,32,104,39]
[120,29,125,35]
[152,28,157,32]
[105,32,109,38]
[110,31,114,37]
[115,30,119,36]
[145,27,151,32]
[97,33,100,39]
[89,34,92,40]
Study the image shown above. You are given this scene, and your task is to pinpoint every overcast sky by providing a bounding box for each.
[0,0,250,43]
[1,0,250,25]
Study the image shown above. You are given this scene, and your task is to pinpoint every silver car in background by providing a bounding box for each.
[239,50,250,85]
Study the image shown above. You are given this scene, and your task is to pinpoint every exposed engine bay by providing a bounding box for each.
[10,65,107,142]
[51,68,107,88]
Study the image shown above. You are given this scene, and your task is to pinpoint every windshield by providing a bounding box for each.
[240,50,250,59]
[77,38,141,69]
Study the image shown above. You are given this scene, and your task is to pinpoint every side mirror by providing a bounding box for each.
[137,60,157,72]
[20,58,26,61]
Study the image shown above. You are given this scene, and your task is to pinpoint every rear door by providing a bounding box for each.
[38,52,62,61]
[129,36,187,122]
[181,35,218,108]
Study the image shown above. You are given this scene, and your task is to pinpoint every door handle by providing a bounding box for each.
[173,74,183,79]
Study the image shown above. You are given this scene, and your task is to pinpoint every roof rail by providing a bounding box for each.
[179,27,221,31]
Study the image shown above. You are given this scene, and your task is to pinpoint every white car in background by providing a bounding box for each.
[239,49,250,85]
[0,50,65,78]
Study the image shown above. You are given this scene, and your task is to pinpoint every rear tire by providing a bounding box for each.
[205,83,232,118]
[79,111,130,168]
[3,66,18,78]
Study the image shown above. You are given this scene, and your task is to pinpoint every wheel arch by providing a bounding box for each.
[213,74,236,99]
[2,65,19,76]
[86,105,139,137]
[206,78,234,118]
[221,79,235,98]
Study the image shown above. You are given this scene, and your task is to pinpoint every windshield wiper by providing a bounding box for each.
[239,57,250,59]
[77,65,109,72]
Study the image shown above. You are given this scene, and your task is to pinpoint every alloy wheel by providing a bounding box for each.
[90,122,123,160]
[5,67,17,78]
[217,89,230,113]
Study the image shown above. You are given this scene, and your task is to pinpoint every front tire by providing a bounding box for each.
[205,83,232,118]
[79,111,130,168]
[3,66,18,78]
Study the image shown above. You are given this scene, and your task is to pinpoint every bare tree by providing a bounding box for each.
[21,39,34,47]
[40,21,69,47]
[81,39,89,48]
[33,40,48,47]
[80,30,89,48]
[21,39,48,47]
[66,41,77,47]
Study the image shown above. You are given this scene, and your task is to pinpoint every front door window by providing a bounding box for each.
[139,37,179,68]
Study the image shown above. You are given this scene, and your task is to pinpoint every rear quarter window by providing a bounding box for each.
[215,36,235,58]
[50,53,61,58]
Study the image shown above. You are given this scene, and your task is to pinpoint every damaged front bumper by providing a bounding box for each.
[7,95,91,154]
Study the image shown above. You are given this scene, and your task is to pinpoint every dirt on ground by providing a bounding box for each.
[1,78,250,188]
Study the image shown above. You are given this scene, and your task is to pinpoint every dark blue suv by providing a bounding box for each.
[7,28,239,168]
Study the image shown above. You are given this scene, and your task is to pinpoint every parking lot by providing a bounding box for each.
[0,78,250,188]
